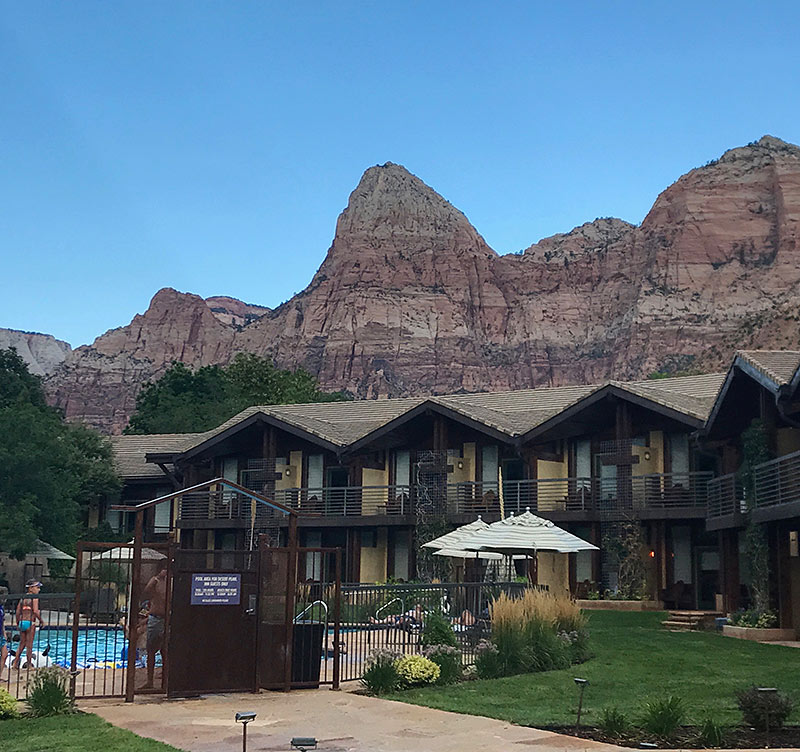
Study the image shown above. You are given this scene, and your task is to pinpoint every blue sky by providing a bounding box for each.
[2,2,799,346]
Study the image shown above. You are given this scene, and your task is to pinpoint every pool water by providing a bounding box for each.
[7,628,160,669]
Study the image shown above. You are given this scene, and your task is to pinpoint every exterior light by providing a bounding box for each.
[285,468,292,476]
[649,550,655,558]
[291,739,318,751]
[457,460,464,470]
[574,678,588,727]
[757,688,777,747]
[644,451,651,461]
[235,712,256,752]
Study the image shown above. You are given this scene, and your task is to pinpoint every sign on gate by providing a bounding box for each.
[191,573,241,605]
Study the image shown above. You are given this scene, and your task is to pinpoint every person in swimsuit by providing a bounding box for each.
[12,579,43,670]
[0,586,8,679]
[142,566,168,688]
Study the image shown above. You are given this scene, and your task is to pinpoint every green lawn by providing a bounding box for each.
[388,611,800,726]
[1,713,182,752]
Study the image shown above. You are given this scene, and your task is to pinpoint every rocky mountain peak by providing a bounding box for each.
[523,217,635,261]
[328,162,495,261]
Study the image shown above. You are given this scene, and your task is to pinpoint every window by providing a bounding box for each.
[482,446,499,491]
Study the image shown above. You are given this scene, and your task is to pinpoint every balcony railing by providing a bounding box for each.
[448,472,713,516]
[170,473,712,524]
[274,485,412,517]
[707,473,746,519]
[754,449,800,509]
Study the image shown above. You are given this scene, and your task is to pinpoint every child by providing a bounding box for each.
[12,579,43,670]
[0,586,7,678]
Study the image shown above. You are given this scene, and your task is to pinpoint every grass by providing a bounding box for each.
[387,611,800,726]
[0,713,182,752]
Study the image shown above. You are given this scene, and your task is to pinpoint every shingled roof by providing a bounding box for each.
[158,371,726,466]
[735,351,800,389]
[110,433,202,479]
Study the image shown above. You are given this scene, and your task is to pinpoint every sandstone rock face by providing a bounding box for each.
[0,329,71,376]
[205,296,270,328]
[43,136,800,433]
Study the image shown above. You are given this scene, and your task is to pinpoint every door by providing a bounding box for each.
[695,547,720,611]
[167,550,258,697]
[502,458,525,513]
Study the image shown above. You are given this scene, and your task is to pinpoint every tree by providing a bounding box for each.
[0,348,120,558]
[125,353,350,434]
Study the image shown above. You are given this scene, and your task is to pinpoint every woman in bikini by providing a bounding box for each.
[12,579,43,670]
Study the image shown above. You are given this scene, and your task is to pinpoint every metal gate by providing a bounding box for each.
[165,544,342,698]
[167,549,259,697]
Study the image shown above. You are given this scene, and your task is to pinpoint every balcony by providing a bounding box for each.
[274,485,412,518]
[169,473,712,528]
[448,472,713,520]
[706,473,746,531]
[752,449,800,523]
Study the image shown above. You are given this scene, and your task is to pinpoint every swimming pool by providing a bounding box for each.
[6,627,159,669]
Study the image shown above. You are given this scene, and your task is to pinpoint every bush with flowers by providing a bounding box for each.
[0,687,19,719]
[423,644,462,685]
[361,648,401,695]
[395,654,440,687]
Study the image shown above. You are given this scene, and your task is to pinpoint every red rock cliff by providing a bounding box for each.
[44,136,800,432]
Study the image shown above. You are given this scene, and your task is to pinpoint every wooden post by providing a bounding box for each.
[125,511,144,703]
[332,548,342,691]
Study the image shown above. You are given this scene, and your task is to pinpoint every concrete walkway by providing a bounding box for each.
[84,689,623,752]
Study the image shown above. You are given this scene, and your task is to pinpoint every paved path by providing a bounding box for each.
[84,689,623,752]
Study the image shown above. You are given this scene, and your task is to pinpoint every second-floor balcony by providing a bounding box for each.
[752,448,800,522]
[449,473,712,519]
[170,472,713,527]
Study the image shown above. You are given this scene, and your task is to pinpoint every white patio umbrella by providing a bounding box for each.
[458,509,599,555]
[90,545,166,561]
[421,517,491,551]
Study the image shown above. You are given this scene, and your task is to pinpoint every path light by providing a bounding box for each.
[291,738,318,751]
[757,688,777,748]
[574,678,588,728]
[235,711,256,752]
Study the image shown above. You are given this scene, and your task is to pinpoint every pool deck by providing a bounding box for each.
[84,689,626,752]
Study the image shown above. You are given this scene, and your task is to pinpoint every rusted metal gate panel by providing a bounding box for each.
[167,549,259,697]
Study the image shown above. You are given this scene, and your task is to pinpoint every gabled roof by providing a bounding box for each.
[704,350,800,435]
[110,433,202,479]
[150,372,727,467]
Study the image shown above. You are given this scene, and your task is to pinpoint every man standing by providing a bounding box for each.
[142,565,168,689]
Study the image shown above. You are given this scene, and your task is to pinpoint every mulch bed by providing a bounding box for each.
[542,724,800,749]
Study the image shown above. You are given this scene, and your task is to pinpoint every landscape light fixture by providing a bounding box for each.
[573,678,588,728]
[291,738,318,751]
[757,688,778,748]
[235,711,257,752]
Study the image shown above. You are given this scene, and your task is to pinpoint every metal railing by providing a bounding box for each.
[275,485,412,516]
[447,473,712,515]
[707,473,745,518]
[754,449,800,509]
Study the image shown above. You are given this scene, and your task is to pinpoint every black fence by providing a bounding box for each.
[326,581,529,683]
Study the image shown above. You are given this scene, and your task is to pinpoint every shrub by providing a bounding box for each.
[0,687,19,719]
[422,611,458,648]
[696,716,727,748]
[26,666,74,717]
[423,644,462,685]
[474,639,503,679]
[489,592,574,676]
[736,686,793,731]
[395,654,440,687]
[598,706,628,738]
[361,648,401,695]
[639,695,686,739]
[729,610,778,628]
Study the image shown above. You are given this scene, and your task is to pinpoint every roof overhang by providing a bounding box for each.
[176,411,342,463]
[519,384,704,444]
[343,399,514,455]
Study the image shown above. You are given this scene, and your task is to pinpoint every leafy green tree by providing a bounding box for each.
[0,348,120,558]
[125,353,349,434]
